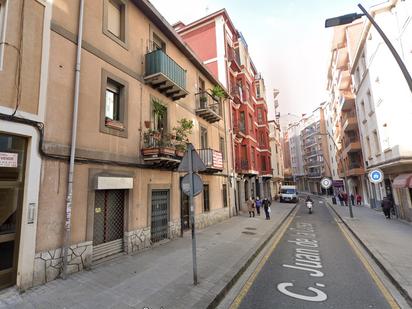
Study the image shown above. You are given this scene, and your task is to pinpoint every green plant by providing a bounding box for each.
[211,85,226,99]
[172,118,194,144]
[152,98,167,119]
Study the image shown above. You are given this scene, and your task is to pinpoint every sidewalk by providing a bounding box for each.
[324,197,412,306]
[0,202,295,309]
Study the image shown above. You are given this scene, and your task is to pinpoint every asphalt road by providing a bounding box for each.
[236,197,392,309]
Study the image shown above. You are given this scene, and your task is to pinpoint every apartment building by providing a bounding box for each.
[326,21,366,198]
[269,119,284,197]
[287,121,305,191]
[0,0,233,290]
[349,0,412,221]
[175,9,272,209]
[300,106,332,194]
[281,130,293,183]
[0,0,51,291]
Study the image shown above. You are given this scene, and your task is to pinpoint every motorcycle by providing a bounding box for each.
[306,201,313,214]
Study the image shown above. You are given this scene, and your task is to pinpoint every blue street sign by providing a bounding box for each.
[368,169,384,183]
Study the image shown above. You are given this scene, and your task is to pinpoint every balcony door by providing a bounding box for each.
[0,134,26,290]
[200,126,208,149]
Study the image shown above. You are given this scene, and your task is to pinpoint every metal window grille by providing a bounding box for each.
[151,190,169,243]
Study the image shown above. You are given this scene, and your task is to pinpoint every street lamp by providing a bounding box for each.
[325,3,412,94]
[317,132,354,218]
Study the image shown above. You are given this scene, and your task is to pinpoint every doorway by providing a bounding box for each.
[151,190,169,243]
[0,134,26,289]
[92,189,125,261]
[180,178,190,233]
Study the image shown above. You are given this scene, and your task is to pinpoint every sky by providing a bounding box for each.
[149,0,382,126]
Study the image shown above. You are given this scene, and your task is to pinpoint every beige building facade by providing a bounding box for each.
[0,0,232,291]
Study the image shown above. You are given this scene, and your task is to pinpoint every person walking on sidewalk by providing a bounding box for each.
[247,197,255,218]
[337,191,344,206]
[356,194,362,206]
[263,198,271,220]
[350,193,355,206]
[382,196,394,219]
[255,196,262,216]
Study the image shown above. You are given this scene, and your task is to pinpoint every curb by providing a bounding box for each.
[206,203,298,309]
[324,198,412,308]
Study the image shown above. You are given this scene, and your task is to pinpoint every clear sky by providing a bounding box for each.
[149,0,383,125]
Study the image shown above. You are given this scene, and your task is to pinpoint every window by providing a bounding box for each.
[366,136,372,158]
[257,109,263,124]
[100,70,128,137]
[251,147,256,166]
[361,100,366,120]
[203,184,210,212]
[200,126,208,149]
[256,84,261,98]
[261,156,267,171]
[373,130,380,154]
[367,90,374,114]
[222,184,228,208]
[240,112,246,133]
[152,99,167,133]
[103,0,127,47]
[152,33,166,51]
[219,136,225,160]
[249,115,253,134]
[275,145,278,154]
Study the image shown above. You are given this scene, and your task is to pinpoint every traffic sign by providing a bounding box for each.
[368,169,384,184]
[181,173,203,197]
[178,144,206,172]
[320,177,332,189]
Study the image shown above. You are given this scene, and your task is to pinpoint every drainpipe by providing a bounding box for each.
[62,0,85,279]
[222,97,233,217]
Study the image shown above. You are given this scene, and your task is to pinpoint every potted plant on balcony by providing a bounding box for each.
[142,128,161,156]
[172,118,194,157]
[210,85,226,101]
[159,133,175,156]
[105,117,125,131]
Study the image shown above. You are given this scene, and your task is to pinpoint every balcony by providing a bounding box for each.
[236,159,258,175]
[144,49,188,101]
[307,171,322,178]
[342,138,361,155]
[305,160,323,168]
[198,149,223,173]
[342,111,357,132]
[141,132,182,169]
[195,92,222,123]
[230,85,242,104]
[228,50,241,72]
[340,93,355,111]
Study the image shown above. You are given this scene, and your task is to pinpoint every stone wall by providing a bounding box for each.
[195,207,230,230]
[124,227,151,254]
[33,241,92,287]
[168,220,181,240]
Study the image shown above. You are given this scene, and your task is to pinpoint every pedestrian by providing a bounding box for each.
[263,198,271,220]
[350,193,355,206]
[382,196,394,219]
[246,197,255,218]
[342,192,348,206]
[356,194,362,206]
[338,192,344,206]
[255,196,262,216]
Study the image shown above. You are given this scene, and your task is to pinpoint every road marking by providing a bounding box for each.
[332,214,400,309]
[229,206,298,309]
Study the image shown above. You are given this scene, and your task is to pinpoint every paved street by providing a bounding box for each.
[236,198,394,309]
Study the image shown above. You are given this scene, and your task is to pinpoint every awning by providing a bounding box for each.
[392,173,412,189]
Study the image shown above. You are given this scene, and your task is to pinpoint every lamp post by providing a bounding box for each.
[325,3,412,94]
[317,132,353,218]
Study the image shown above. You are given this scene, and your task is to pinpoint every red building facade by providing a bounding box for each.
[175,10,272,209]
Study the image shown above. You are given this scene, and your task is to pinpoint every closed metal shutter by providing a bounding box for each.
[151,190,169,243]
[93,190,124,261]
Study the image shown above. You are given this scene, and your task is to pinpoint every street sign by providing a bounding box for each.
[368,169,384,184]
[178,145,206,172]
[181,173,203,197]
[320,177,332,189]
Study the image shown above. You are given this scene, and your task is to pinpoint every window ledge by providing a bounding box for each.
[368,110,375,117]
[105,120,125,131]
[368,156,373,160]
[384,148,392,153]
[375,153,382,158]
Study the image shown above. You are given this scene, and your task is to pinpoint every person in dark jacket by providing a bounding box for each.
[255,196,262,216]
[263,198,271,220]
[337,192,344,206]
[382,196,394,219]
[350,193,355,206]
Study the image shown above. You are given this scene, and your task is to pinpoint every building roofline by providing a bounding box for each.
[132,0,228,94]
[175,8,237,37]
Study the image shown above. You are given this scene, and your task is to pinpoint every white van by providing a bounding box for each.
[279,185,298,203]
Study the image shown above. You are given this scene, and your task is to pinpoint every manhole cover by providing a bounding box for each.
[245,227,257,230]
[242,231,256,235]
